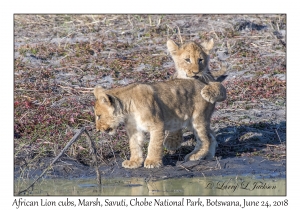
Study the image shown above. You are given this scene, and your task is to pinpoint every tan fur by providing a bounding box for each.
[94,79,217,168]
[163,39,226,154]
[167,39,227,104]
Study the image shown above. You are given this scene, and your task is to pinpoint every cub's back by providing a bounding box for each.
[149,79,213,116]
[152,78,206,102]
[104,79,211,114]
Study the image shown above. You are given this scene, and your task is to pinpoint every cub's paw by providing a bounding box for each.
[184,153,205,162]
[144,159,162,168]
[122,159,143,169]
[201,82,226,104]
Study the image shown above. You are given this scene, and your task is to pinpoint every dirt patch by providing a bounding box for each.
[14,14,286,180]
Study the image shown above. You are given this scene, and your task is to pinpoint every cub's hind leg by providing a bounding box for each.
[163,130,183,151]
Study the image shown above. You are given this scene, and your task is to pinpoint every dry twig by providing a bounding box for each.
[17,127,101,195]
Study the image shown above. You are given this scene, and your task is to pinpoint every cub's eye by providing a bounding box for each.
[185,58,191,63]
[96,115,101,120]
[198,58,203,64]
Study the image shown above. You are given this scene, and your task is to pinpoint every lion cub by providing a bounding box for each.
[94,79,217,169]
[163,39,227,155]
[167,38,227,104]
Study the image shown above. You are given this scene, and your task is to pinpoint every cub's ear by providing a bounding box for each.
[200,38,214,53]
[106,94,122,112]
[93,87,117,107]
[93,86,105,100]
[94,86,111,104]
[167,39,179,55]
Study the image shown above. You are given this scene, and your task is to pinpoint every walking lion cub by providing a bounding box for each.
[94,79,217,169]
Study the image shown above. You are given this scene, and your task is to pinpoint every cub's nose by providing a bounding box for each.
[193,70,200,74]
[186,72,199,78]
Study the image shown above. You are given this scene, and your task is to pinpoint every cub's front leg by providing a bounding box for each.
[144,128,165,168]
[201,82,226,104]
[122,122,144,169]
[184,117,212,162]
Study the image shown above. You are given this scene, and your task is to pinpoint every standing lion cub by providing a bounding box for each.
[163,39,227,153]
[94,79,217,169]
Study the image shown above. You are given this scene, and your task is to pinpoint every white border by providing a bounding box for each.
[3,0,297,209]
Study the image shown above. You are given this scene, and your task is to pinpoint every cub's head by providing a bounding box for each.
[167,39,214,78]
[93,86,123,135]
